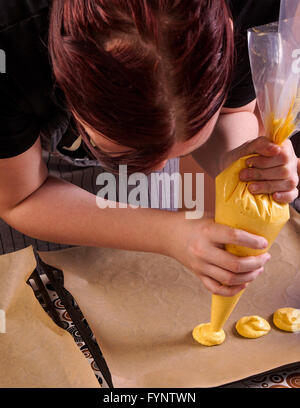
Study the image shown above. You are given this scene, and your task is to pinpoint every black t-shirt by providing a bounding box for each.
[0,0,281,159]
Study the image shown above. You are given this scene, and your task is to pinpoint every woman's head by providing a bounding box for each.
[49,0,234,174]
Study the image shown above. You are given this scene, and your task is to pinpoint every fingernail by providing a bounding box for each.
[258,242,268,250]
[257,240,267,249]
[249,184,258,193]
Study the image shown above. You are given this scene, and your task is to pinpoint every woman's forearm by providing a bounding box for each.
[0,171,275,298]
[1,175,179,255]
[192,110,259,178]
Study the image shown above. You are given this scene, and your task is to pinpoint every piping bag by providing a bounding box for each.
[194,0,300,345]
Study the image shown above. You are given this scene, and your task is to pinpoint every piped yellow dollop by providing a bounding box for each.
[273,308,300,332]
[236,316,271,338]
[192,323,225,346]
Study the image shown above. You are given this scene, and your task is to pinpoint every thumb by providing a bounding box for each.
[241,136,281,157]
[223,137,280,170]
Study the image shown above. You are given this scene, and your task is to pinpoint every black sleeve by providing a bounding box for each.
[223,43,256,109]
[224,0,281,109]
[0,75,40,159]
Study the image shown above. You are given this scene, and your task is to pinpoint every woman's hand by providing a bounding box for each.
[169,214,270,297]
[222,136,299,204]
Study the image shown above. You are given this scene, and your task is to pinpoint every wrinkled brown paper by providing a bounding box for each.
[0,246,100,388]
[38,207,300,388]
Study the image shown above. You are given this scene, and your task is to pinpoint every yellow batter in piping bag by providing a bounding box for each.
[193,107,295,347]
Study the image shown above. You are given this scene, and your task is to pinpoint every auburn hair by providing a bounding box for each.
[49,0,234,174]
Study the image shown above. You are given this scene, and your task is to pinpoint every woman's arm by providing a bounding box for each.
[0,136,270,297]
[0,137,172,254]
[192,101,258,178]
[192,101,299,204]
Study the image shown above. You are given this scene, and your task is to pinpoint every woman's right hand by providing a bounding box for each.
[168,213,271,297]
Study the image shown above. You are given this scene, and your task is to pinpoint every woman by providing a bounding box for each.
[0,0,299,298]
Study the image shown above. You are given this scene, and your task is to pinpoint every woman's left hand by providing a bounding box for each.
[223,136,299,204]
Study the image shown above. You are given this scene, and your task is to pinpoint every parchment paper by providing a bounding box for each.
[0,246,100,388]
[39,207,300,388]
